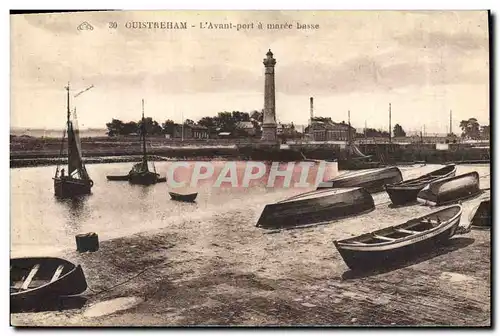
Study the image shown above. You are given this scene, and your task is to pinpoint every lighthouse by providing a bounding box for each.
[261,49,278,142]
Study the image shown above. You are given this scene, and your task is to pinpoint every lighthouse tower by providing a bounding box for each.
[261,49,278,142]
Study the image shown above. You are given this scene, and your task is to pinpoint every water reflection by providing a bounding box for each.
[55,195,91,234]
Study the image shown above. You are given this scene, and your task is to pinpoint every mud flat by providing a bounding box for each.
[11,165,491,326]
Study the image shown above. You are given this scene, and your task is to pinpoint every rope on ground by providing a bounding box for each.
[86,261,170,296]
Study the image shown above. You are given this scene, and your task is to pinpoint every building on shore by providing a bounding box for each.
[304,119,356,142]
[171,124,209,139]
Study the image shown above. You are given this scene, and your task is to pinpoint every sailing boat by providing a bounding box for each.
[53,84,94,198]
[339,110,381,170]
[106,99,166,185]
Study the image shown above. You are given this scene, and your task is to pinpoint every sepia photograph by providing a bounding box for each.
[9,9,491,327]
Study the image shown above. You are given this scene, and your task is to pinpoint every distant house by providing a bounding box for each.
[304,120,356,141]
[236,121,256,136]
[172,124,209,139]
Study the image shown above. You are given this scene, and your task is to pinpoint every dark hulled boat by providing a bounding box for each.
[169,192,198,202]
[317,166,403,193]
[470,199,491,228]
[11,257,87,310]
[106,99,166,185]
[417,171,481,205]
[334,205,463,270]
[53,84,93,198]
[385,164,456,206]
[256,187,375,230]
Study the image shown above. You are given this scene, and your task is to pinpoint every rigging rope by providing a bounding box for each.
[55,127,67,177]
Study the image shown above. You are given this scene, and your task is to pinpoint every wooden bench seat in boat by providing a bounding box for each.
[51,265,64,282]
[372,234,396,242]
[396,228,419,235]
[20,264,40,290]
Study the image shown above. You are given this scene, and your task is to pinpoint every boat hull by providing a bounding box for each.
[385,165,456,205]
[169,192,198,202]
[471,199,491,228]
[417,171,480,205]
[53,178,92,198]
[106,175,130,181]
[256,187,375,230]
[317,166,402,193]
[334,205,462,270]
[129,172,163,185]
[11,257,87,310]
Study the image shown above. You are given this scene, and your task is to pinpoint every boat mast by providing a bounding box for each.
[388,103,392,143]
[142,99,147,162]
[66,83,71,173]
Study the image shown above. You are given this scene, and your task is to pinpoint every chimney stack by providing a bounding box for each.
[309,97,314,124]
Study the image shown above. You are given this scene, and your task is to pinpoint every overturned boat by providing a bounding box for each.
[317,166,403,193]
[256,187,375,230]
[169,192,198,203]
[470,199,491,229]
[334,205,463,270]
[417,171,480,205]
[385,164,456,206]
[11,257,87,310]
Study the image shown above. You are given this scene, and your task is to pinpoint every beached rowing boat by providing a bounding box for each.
[385,164,456,206]
[11,257,87,310]
[169,192,198,202]
[334,205,463,270]
[417,171,480,205]
[470,199,491,228]
[256,187,375,230]
[317,166,403,193]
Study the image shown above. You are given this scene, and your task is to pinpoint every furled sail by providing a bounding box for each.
[66,109,90,180]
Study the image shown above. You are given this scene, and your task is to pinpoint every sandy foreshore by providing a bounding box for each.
[11,165,491,327]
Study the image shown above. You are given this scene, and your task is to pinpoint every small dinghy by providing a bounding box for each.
[417,171,480,205]
[256,187,375,230]
[106,175,130,181]
[385,164,456,206]
[334,205,463,270]
[169,192,198,202]
[11,257,87,309]
[470,199,491,229]
[317,166,403,193]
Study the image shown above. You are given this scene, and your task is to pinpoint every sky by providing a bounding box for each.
[10,10,490,134]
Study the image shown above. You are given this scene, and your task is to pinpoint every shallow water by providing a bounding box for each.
[10,161,336,256]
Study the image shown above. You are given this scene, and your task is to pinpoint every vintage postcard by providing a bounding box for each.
[10,10,490,327]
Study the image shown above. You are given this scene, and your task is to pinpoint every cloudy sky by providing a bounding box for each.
[11,10,489,133]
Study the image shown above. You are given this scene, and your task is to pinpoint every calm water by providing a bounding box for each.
[11,161,335,256]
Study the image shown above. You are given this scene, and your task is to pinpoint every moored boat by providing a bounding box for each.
[385,164,456,206]
[417,171,480,205]
[11,257,87,310]
[334,205,463,270]
[106,175,130,181]
[106,100,166,185]
[169,192,198,202]
[53,84,94,198]
[256,187,375,230]
[317,166,402,193]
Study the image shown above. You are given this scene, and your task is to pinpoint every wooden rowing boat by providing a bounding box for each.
[334,205,463,270]
[256,187,375,230]
[417,171,480,205]
[11,257,87,310]
[471,199,491,228]
[169,192,198,202]
[317,166,403,193]
[385,164,456,206]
